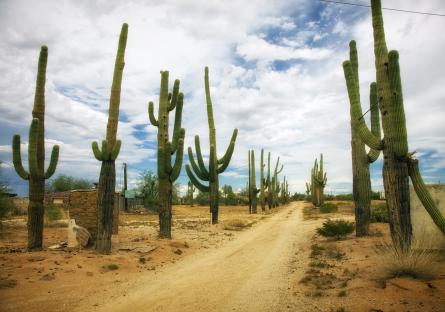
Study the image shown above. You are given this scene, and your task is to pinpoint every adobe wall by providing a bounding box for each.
[68,190,119,240]
[410,184,445,249]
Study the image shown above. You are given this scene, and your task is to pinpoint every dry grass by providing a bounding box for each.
[223,219,253,231]
[375,242,442,280]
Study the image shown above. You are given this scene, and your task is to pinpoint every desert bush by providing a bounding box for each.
[370,202,388,223]
[376,242,440,280]
[317,219,354,239]
[44,203,62,222]
[320,202,338,213]
[0,195,18,220]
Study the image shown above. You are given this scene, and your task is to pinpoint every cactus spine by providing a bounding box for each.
[91,24,127,254]
[344,41,382,236]
[12,46,60,250]
[148,72,185,239]
[343,0,445,249]
[259,149,270,212]
[248,150,260,214]
[187,181,195,207]
[186,67,238,224]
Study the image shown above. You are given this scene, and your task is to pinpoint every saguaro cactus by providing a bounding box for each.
[344,42,382,236]
[259,149,270,212]
[91,23,127,254]
[187,181,195,207]
[248,150,260,214]
[269,157,283,208]
[186,67,238,224]
[148,72,185,239]
[310,155,327,207]
[343,0,445,248]
[12,46,60,250]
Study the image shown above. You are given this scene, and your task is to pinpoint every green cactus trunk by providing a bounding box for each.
[259,149,269,213]
[187,181,195,207]
[186,67,237,224]
[249,150,259,214]
[310,155,326,207]
[345,41,382,236]
[12,46,59,251]
[148,71,185,239]
[91,24,127,254]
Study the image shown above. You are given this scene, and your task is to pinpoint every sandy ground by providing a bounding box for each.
[1,201,444,312]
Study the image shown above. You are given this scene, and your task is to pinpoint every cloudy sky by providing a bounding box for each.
[0,0,444,196]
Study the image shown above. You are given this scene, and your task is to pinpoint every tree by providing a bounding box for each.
[0,167,18,221]
[136,170,159,210]
[46,175,92,193]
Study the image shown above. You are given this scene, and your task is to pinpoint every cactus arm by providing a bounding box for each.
[367,82,382,163]
[187,147,209,181]
[44,145,59,179]
[388,50,408,157]
[101,140,109,160]
[170,130,185,182]
[167,79,180,112]
[343,60,383,151]
[171,93,184,152]
[92,141,103,161]
[194,135,210,177]
[217,129,238,165]
[28,118,40,180]
[407,158,445,235]
[276,164,284,175]
[148,101,159,127]
[12,135,30,180]
[185,165,210,192]
[110,139,121,161]
[217,129,237,174]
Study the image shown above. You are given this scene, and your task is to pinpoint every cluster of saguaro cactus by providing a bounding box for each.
[308,154,327,207]
[269,157,283,208]
[343,0,445,249]
[248,150,260,213]
[187,181,195,207]
[12,46,60,251]
[344,41,382,236]
[280,176,290,204]
[148,72,185,238]
[91,23,128,254]
[186,67,238,224]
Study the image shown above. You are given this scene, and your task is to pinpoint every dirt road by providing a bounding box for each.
[86,202,319,312]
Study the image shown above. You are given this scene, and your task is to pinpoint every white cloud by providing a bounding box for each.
[0,0,444,196]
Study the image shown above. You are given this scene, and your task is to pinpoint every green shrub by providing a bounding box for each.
[316,219,354,239]
[0,195,18,220]
[320,202,338,213]
[371,202,388,223]
[44,203,62,222]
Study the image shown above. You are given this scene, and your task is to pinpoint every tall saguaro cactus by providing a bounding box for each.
[269,157,283,208]
[12,46,60,250]
[345,41,382,236]
[148,72,185,239]
[259,149,270,212]
[343,0,445,249]
[187,181,195,207]
[310,155,327,207]
[91,23,128,254]
[186,67,238,224]
[248,150,260,214]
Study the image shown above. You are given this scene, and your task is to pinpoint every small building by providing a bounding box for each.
[45,189,119,240]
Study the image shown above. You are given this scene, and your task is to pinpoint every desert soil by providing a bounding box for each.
[1,202,444,312]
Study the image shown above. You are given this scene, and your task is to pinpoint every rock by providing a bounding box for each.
[86,272,94,277]
[40,273,56,281]
[77,264,82,268]
[174,249,183,255]
[27,256,46,262]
